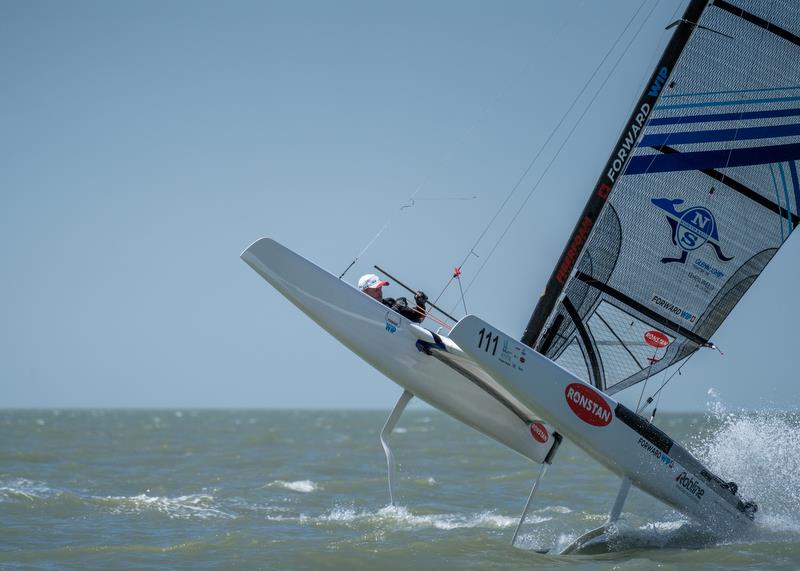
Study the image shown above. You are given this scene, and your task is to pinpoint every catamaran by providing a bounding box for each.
[243,0,799,552]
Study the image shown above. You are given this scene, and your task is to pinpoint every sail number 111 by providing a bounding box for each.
[477,328,498,356]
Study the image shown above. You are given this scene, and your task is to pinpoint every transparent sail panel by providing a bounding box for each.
[537,0,800,393]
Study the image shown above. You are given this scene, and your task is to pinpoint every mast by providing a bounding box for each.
[521,0,710,349]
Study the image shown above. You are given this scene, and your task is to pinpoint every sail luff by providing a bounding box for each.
[521,0,711,349]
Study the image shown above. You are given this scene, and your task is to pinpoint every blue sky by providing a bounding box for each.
[2,0,798,411]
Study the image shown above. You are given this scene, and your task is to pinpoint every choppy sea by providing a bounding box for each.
[2,407,799,570]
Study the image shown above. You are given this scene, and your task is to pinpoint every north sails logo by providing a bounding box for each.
[651,198,733,265]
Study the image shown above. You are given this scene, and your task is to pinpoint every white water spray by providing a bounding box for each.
[691,390,800,537]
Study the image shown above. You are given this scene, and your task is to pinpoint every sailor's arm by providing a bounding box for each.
[409,291,427,323]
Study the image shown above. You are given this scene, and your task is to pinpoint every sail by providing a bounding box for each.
[523,0,800,394]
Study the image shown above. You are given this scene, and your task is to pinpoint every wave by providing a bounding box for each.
[267,480,320,493]
[0,478,234,520]
[691,395,800,537]
[553,402,800,553]
[298,504,542,531]
[525,398,800,554]
[0,478,62,502]
[516,519,720,554]
[94,493,236,520]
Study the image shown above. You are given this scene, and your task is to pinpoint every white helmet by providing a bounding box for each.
[357,273,389,290]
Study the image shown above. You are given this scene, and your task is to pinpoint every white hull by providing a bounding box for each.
[241,238,557,463]
[242,238,755,536]
[448,315,755,535]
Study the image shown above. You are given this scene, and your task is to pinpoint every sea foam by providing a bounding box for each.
[691,407,800,535]
[0,478,61,502]
[309,504,540,530]
[98,493,235,519]
[269,480,320,493]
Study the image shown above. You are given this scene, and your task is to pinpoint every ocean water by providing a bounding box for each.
[2,408,800,570]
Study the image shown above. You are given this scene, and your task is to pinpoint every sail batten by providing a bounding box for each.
[712,0,800,48]
[650,144,800,224]
[573,272,710,347]
[525,0,800,394]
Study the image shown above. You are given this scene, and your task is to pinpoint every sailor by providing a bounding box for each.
[357,273,427,323]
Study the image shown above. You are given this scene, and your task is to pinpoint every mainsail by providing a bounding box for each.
[523,0,800,394]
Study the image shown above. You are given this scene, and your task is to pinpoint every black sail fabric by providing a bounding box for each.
[528,0,800,394]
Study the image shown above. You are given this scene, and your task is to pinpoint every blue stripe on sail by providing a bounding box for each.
[661,85,800,99]
[625,142,800,175]
[639,123,800,147]
[790,161,800,229]
[779,163,793,231]
[649,108,800,126]
[769,164,786,241]
[657,95,800,110]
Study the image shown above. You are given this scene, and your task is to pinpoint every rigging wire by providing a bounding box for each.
[626,0,688,114]
[456,268,468,315]
[339,221,391,279]
[635,374,650,413]
[337,8,578,281]
[432,0,651,307]
[638,352,697,415]
[457,0,661,304]
[635,345,661,413]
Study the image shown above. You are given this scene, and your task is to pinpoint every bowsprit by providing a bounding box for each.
[651,198,734,264]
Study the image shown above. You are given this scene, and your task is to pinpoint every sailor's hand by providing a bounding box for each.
[415,291,428,306]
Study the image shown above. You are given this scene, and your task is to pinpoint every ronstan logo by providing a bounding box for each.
[529,422,549,443]
[644,330,670,348]
[565,383,612,427]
